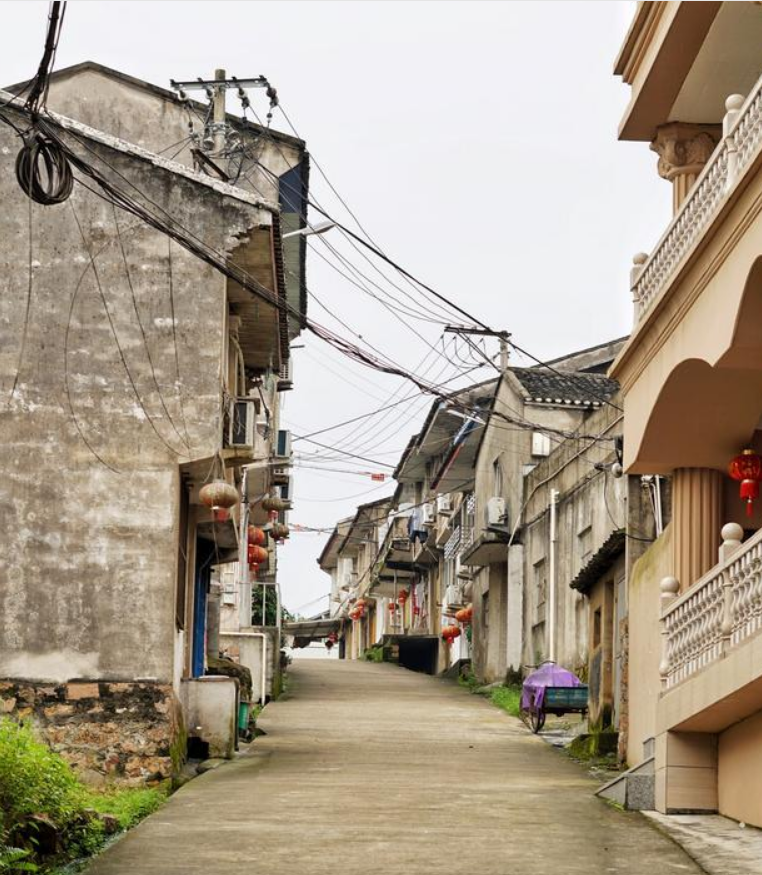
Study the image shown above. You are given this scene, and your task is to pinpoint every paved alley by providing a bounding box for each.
[86,661,701,875]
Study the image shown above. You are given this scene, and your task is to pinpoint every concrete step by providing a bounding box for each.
[596,755,655,810]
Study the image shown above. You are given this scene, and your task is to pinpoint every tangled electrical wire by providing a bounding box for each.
[15,128,72,204]
[13,1,73,206]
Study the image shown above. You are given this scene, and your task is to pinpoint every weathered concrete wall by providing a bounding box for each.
[469,375,600,682]
[522,403,624,674]
[586,557,625,730]
[41,66,302,201]
[627,525,672,767]
[0,679,181,784]
[219,632,267,704]
[0,114,271,689]
[181,676,237,759]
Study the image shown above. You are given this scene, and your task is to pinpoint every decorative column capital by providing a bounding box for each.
[650,122,721,181]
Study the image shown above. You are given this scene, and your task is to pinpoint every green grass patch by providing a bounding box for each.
[457,666,481,692]
[82,787,167,832]
[458,669,522,718]
[0,719,168,872]
[363,646,384,663]
[487,685,522,718]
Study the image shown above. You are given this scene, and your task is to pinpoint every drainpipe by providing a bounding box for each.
[653,476,664,537]
[548,489,559,664]
[221,631,268,705]
[238,469,251,629]
[276,581,282,642]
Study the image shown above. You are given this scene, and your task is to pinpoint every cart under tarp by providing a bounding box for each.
[521,662,583,711]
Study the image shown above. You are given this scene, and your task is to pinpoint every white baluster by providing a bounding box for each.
[660,576,680,688]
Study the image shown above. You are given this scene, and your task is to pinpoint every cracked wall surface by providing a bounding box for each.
[0,113,270,693]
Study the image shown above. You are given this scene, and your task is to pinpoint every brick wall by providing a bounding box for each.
[0,679,184,785]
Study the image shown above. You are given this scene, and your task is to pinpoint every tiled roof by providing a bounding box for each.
[511,367,619,407]
[570,530,626,595]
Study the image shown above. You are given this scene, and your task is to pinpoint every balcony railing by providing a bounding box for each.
[634,76,762,322]
[661,524,762,689]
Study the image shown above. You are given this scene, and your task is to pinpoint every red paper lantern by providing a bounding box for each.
[442,624,461,644]
[398,590,409,605]
[388,602,397,613]
[248,544,268,565]
[200,481,239,513]
[248,526,266,547]
[729,449,762,518]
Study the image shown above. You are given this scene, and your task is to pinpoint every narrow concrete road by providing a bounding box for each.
[86,661,701,874]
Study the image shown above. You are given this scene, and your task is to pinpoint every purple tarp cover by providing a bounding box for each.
[521,662,583,711]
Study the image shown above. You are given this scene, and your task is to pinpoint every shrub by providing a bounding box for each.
[0,720,83,836]
[0,832,37,873]
[363,646,384,663]
[0,719,167,870]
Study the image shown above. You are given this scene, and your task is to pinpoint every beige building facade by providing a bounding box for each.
[612,1,762,825]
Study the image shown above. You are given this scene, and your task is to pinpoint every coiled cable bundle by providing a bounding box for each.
[15,129,73,205]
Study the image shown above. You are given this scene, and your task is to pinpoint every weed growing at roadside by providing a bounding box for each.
[0,719,167,872]
[363,646,384,663]
[488,685,522,718]
[458,669,522,718]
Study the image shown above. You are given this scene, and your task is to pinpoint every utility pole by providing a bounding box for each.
[212,68,227,156]
[444,325,512,371]
[169,70,278,159]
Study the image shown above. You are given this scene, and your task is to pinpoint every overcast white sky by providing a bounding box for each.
[4,1,671,617]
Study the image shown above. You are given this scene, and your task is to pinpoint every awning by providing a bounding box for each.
[284,617,341,644]
[569,530,626,595]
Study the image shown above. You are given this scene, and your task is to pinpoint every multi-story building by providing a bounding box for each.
[521,400,630,741]
[611,2,762,823]
[460,344,623,683]
[0,63,307,780]
[322,341,624,683]
[326,496,393,660]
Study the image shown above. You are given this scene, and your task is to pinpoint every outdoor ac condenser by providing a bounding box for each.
[486,496,507,528]
[421,503,435,526]
[436,494,451,514]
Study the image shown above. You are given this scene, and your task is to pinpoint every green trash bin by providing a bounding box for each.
[238,701,251,734]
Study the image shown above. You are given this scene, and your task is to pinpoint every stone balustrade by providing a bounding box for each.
[661,523,762,689]
[632,83,762,322]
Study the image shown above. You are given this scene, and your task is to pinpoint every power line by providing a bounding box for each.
[69,201,189,460]
[112,205,190,451]
[252,102,625,416]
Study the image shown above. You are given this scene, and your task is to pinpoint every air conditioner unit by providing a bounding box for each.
[276,429,292,459]
[228,398,256,447]
[277,359,294,391]
[436,494,451,514]
[391,537,411,553]
[272,467,291,486]
[486,496,507,528]
[531,431,551,458]
[421,503,435,526]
